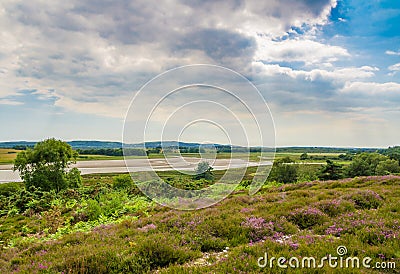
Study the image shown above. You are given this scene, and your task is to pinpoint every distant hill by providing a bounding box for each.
[0,140,228,150]
[0,141,123,150]
[0,140,382,153]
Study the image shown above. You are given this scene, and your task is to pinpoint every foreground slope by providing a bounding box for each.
[0,175,399,273]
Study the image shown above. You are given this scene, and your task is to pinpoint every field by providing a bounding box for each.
[0,149,20,165]
[0,149,347,165]
[0,169,399,273]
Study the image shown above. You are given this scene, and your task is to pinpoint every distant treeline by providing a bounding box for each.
[275,147,379,154]
[77,148,146,156]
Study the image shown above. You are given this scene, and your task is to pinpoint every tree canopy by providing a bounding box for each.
[318,160,343,180]
[345,152,399,177]
[194,161,214,180]
[269,157,298,184]
[13,138,81,192]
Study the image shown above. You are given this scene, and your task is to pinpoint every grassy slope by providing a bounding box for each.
[0,175,399,273]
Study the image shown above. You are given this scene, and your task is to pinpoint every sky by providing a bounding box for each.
[0,0,400,147]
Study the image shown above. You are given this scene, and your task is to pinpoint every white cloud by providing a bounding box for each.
[255,38,350,65]
[341,81,400,95]
[388,63,400,71]
[252,62,377,83]
[385,50,400,56]
[0,99,23,105]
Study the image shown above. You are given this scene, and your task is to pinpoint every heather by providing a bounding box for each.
[0,174,399,273]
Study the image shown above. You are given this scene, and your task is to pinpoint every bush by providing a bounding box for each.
[200,237,228,252]
[287,207,327,229]
[113,174,133,189]
[315,199,354,217]
[135,234,200,269]
[241,217,274,242]
[86,199,102,221]
[0,182,23,197]
[344,190,383,209]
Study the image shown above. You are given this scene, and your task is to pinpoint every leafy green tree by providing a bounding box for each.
[194,161,214,181]
[13,138,81,192]
[300,153,309,160]
[375,159,400,175]
[383,146,400,165]
[345,153,388,177]
[269,157,298,184]
[318,160,343,180]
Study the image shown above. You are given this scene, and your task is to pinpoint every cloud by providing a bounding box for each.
[0,0,340,119]
[250,62,400,117]
[255,38,350,65]
[341,81,400,95]
[388,63,400,71]
[252,62,377,84]
[386,50,400,56]
[0,99,23,106]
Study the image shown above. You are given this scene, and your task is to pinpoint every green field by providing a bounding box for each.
[0,147,350,166]
[0,149,20,165]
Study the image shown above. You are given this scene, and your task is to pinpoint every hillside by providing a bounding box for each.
[0,175,399,273]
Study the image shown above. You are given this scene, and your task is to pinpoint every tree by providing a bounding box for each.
[375,159,400,175]
[318,160,343,180]
[269,157,298,184]
[345,153,388,177]
[13,138,81,192]
[300,153,309,160]
[383,146,400,165]
[194,161,214,180]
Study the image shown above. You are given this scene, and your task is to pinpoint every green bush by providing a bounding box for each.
[315,199,354,217]
[200,237,228,252]
[344,190,383,209]
[287,207,327,229]
[135,234,200,269]
[86,199,102,221]
[113,174,133,189]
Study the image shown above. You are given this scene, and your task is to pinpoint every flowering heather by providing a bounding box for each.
[345,190,383,209]
[240,207,254,213]
[187,217,203,228]
[241,217,274,243]
[298,233,317,244]
[325,224,344,236]
[315,199,353,217]
[137,223,157,232]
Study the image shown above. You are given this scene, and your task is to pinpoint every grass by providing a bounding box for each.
[0,149,21,165]
[1,149,345,166]
[0,172,399,273]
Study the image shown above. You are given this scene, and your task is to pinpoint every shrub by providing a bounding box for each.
[135,234,200,269]
[200,237,228,252]
[241,217,274,242]
[113,174,133,189]
[287,207,327,229]
[315,199,354,217]
[86,199,102,221]
[344,190,383,209]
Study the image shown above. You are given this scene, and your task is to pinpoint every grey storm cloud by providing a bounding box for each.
[175,29,256,64]
[2,0,385,121]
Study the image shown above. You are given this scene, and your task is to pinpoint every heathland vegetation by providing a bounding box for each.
[0,139,399,273]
